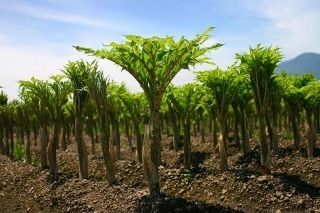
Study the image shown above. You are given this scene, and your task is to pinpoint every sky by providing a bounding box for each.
[1,0,320,100]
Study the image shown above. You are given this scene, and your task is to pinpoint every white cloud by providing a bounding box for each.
[244,0,320,60]
[0,1,135,32]
[276,22,286,30]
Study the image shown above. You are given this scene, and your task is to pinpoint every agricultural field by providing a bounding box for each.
[1,29,320,212]
[0,134,319,212]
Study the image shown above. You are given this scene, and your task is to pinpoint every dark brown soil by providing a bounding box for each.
[1,134,319,212]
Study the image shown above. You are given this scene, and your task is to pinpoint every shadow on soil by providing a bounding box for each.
[46,172,74,191]
[274,173,320,198]
[135,193,243,213]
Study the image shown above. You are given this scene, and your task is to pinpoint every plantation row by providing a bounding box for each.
[0,28,319,196]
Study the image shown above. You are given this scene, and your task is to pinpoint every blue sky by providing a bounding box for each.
[1,0,320,99]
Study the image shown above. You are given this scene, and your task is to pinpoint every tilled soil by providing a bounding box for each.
[0,134,320,212]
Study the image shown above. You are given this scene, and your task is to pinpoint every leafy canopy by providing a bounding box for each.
[236,44,283,113]
[75,27,223,107]
[196,66,239,120]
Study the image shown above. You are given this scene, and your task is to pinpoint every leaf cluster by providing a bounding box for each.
[75,27,223,108]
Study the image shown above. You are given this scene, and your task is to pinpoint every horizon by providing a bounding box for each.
[1,0,320,100]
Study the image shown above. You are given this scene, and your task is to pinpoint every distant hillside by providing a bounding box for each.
[277,52,320,79]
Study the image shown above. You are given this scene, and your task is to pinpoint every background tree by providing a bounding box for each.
[0,91,8,154]
[84,99,98,155]
[0,91,9,155]
[164,85,181,152]
[19,78,50,169]
[108,82,126,160]
[236,44,283,175]
[268,72,288,154]
[46,75,71,175]
[166,83,204,170]
[196,67,238,172]
[75,27,222,195]
[299,76,319,158]
[233,69,253,154]
[63,60,92,179]
[15,101,32,163]
[86,66,116,184]
[120,91,148,163]
[283,75,303,149]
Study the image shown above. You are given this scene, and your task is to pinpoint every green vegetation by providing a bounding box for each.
[0,28,319,198]
[13,141,25,160]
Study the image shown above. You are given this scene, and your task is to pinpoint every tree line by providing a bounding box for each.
[0,27,319,196]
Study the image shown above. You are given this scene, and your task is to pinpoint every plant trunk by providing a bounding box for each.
[40,126,48,169]
[112,116,121,160]
[219,119,228,172]
[150,107,161,169]
[48,121,59,175]
[4,123,10,156]
[33,122,37,147]
[183,118,191,170]
[135,123,143,164]
[209,113,213,133]
[240,108,250,154]
[165,116,170,138]
[248,116,253,139]
[143,124,160,196]
[212,116,218,152]
[61,126,67,151]
[232,103,240,150]
[94,122,99,145]
[25,125,32,164]
[0,123,3,155]
[258,115,271,175]
[290,105,301,149]
[9,126,14,159]
[306,110,316,158]
[124,119,132,148]
[170,107,180,152]
[19,127,24,145]
[272,119,279,155]
[199,111,206,144]
[265,115,273,150]
[316,107,320,133]
[193,123,197,137]
[75,115,88,179]
[271,124,279,155]
[99,115,116,185]
[89,121,95,155]
[143,102,161,195]
[279,110,283,133]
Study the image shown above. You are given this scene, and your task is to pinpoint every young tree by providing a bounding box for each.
[46,75,71,175]
[75,27,222,195]
[15,101,32,164]
[166,83,204,170]
[236,44,283,175]
[164,85,181,152]
[283,75,303,149]
[197,67,238,172]
[268,72,288,154]
[86,66,116,184]
[300,78,320,158]
[62,60,92,179]
[19,78,50,169]
[0,91,8,155]
[120,91,148,163]
[84,99,98,155]
[108,82,126,160]
[233,70,253,154]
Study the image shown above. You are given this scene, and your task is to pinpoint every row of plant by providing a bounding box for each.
[0,27,319,196]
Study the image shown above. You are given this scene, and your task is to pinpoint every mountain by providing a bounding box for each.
[277,52,320,79]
